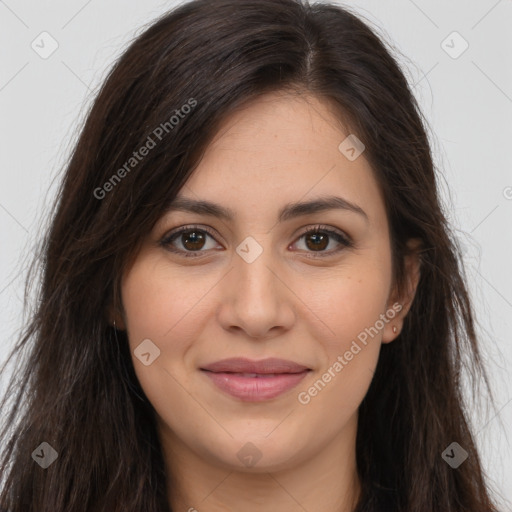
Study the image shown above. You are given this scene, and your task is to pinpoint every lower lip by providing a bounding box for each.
[201,370,310,401]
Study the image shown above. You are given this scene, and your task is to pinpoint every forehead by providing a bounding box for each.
[174,91,387,227]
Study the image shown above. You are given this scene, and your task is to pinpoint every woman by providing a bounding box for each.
[0,0,501,510]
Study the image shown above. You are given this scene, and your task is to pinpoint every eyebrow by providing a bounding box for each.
[164,194,369,224]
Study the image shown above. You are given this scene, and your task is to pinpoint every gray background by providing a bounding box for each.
[0,0,511,507]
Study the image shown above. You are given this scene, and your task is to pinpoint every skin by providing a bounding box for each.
[115,91,420,512]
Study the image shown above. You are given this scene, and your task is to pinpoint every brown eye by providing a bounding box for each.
[160,225,220,257]
[179,230,206,250]
[292,225,353,257]
[304,232,329,251]
[160,224,353,259]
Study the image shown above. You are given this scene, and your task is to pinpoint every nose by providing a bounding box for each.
[216,238,296,340]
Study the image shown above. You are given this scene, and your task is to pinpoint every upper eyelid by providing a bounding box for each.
[162,224,222,244]
[161,223,352,248]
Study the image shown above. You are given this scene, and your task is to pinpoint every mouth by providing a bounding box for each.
[199,358,312,401]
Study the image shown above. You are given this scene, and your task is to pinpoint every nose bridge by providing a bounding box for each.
[232,234,279,300]
[216,232,294,337]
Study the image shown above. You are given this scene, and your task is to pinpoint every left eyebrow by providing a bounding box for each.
[164,194,369,224]
[277,195,369,224]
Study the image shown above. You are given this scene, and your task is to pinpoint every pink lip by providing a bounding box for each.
[200,357,310,374]
[202,370,310,401]
[200,358,311,402]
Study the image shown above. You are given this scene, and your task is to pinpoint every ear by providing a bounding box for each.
[382,238,422,343]
[107,302,127,331]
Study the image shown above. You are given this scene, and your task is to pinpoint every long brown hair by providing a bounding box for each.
[0,0,501,510]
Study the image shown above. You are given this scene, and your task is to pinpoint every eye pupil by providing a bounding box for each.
[183,230,205,250]
[306,232,328,251]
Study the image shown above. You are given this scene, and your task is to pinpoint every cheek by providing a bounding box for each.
[120,256,221,402]
[121,267,171,344]
[312,260,391,350]
[296,269,388,425]
[120,259,201,412]
[121,256,208,345]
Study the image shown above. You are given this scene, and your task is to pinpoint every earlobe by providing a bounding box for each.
[107,303,127,331]
[382,238,422,344]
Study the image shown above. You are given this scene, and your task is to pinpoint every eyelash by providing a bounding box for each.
[159,224,353,259]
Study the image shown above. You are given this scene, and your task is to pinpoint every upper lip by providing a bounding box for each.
[200,357,310,374]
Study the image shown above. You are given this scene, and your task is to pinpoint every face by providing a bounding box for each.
[118,91,413,477]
